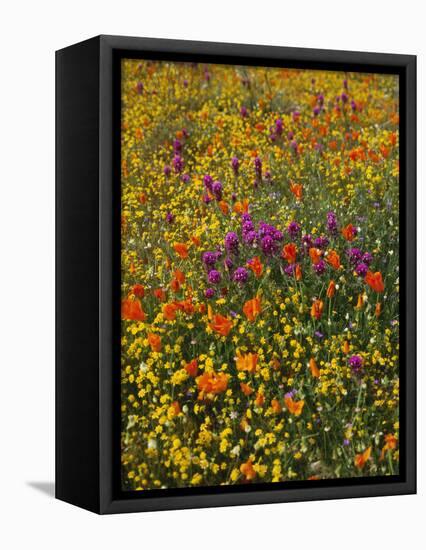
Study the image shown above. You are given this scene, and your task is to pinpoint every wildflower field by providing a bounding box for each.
[120,58,400,491]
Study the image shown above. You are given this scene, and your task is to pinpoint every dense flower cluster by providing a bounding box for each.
[120,59,400,491]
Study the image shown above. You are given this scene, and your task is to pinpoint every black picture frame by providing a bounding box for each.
[56,35,416,514]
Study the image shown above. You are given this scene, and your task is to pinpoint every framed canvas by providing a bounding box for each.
[56,35,416,514]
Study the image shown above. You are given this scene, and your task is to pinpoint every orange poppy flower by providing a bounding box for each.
[326,250,341,270]
[121,298,146,321]
[163,303,177,321]
[311,299,324,320]
[218,200,229,215]
[285,396,305,416]
[309,358,320,378]
[132,284,145,297]
[168,401,181,417]
[342,223,357,241]
[235,351,258,373]
[233,199,249,215]
[342,340,350,354]
[295,264,302,281]
[173,269,185,284]
[290,182,303,200]
[354,446,371,469]
[173,242,189,259]
[379,434,397,461]
[255,392,265,407]
[247,256,263,278]
[147,333,161,352]
[197,371,228,397]
[243,297,261,322]
[185,359,198,377]
[271,398,282,413]
[375,302,382,318]
[170,278,181,293]
[240,459,256,481]
[365,271,385,293]
[282,243,297,264]
[326,280,336,298]
[240,382,254,396]
[209,314,233,336]
[153,288,166,302]
[191,235,201,247]
[309,247,322,265]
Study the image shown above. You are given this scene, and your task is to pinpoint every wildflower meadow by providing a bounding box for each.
[120,59,400,491]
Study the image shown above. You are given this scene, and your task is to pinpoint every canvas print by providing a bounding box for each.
[120,59,400,491]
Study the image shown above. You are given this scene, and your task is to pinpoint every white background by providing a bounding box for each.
[0,1,423,548]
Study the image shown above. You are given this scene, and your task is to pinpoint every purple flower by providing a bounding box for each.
[317,93,324,106]
[362,252,373,265]
[314,330,324,340]
[136,81,144,94]
[284,264,297,277]
[172,155,184,173]
[165,212,174,224]
[314,236,329,249]
[224,257,233,270]
[287,221,301,238]
[181,173,190,183]
[287,130,294,140]
[341,92,349,104]
[224,231,239,254]
[202,251,217,268]
[243,230,258,245]
[292,111,300,122]
[343,439,350,446]
[254,156,262,178]
[302,234,313,249]
[240,105,248,117]
[231,192,237,202]
[351,100,357,111]
[347,247,363,265]
[261,235,276,255]
[173,139,182,153]
[212,181,223,201]
[355,262,368,277]
[203,174,213,192]
[275,118,283,135]
[183,79,189,88]
[326,211,338,234]
[202,194,212,204]
[208,269,222,284]
[313,259,326,275]
[285,389,297,399]
[163,164,172,176]
[205,288,216,299]
[290,140,298,152]
[313,106,321,116]
[348,355,363,374]
[231,156,239,175]
[233,267,249,284]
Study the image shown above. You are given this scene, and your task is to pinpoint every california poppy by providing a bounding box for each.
[240,382,254,396]
[354,446,371,469]
[375,302,382,318]
[185,359,198,377]
[309,247,322,265]
[355,293,365,310]
[290,182,303,200]
[147,333,161,352]
[247,256,263,278]
[311,299,324,320]
[240,459,256,481]
[218,200,229,215]
[121,298,146,321]
[173,242,189,259]
[168,401,181,417]
[235,351,258,373]
[282,243,297,264]
[271,398,282,413]
[173,269,185,284]
[163,303,177,321]
[309,358,320,378]
[285,396,305,416]
[341,223,357,241]
[153,288,166,302]
[326,250,341,270]
[197,371,228,397]
[255,392,265,407]
[208,314,233,336]
[295,264,302,281]
[326,280,336,298]
[132,284,145,297]
[233,199,249,215]
[379,434,397,461]
[365,271,385,293]
[243,297,261,322]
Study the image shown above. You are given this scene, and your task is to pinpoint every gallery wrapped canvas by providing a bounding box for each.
[56,35,416,514]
